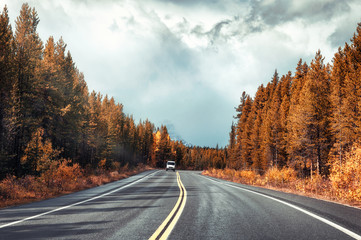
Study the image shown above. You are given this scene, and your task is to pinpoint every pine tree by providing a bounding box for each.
[289,51,331,176]
[155,125,171,167]
[249,85,267,171]
[235,94,252,169]
[20,127,61,175]
[141,119,155,165]
[260,70,281,169]
[0,5,14,177]
[233,92,250,169]
[38,36,64,141]
[127,115,138,164]
[235,91,248,119]
[278,72,292,167]
[105,98,125,166]
[338,25,361,153]
[227,122,236,168]
[87,91,103,167]
[329,47,348,163]
[287,59,308,173]
[58,49,89,163]
[9,3,43,176]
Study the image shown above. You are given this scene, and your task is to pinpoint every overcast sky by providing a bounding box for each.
[3,0,361,147]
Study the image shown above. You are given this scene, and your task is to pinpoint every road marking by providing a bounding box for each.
[149,172,187,240]
[202,175,361,240]
[0,170,160,229]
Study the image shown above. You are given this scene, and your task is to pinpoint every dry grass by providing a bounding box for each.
[0,163,152,208]
[203,167,361,208]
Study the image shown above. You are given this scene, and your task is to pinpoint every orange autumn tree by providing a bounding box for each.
[292,51,331,176]
[21,127,82,190]
[21,128,61,176]
[329,144,361,202]
[229,23,361,183]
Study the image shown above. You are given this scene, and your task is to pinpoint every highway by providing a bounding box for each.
[0,170,361,239]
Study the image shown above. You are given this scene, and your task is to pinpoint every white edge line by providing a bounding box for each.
[0,170,160,229]
[201,175,361,240]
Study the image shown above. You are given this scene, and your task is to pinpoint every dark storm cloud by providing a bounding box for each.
[185,0,356,49]
[187,20,232,46]
[328,20,360,48]
[206,20,231,44]
[247,0,352,27]
[188,16,262,48]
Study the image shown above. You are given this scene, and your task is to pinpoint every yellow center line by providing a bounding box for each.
[149,172,187,240]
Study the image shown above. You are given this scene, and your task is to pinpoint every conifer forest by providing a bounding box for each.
[0,4,224,179]
[1,4,361,204]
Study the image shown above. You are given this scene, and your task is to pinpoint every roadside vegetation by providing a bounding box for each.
[204,136,361,207]
[1,3,361,209]
[205,22,361,207]
[0,161,151,208]
[0,4,224,208]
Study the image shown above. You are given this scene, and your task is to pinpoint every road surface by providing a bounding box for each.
[0,170,360,239]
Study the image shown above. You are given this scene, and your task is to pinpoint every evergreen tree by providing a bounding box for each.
[329,47,348,163]
[155,125,171,167]
[227,122,236,168]
[38,36,64,140]
[278,72,292,167]
[87,91,104,167]
[20,127,61,175]
[261,71,282,168]
[235,95,252,169]
[235,91,248,119]
[9,3,43,175]
[141,119,155,165]
[249,85,267,171]
[287,59,308,172]
[289,51,331,176]
[0,5,14,177]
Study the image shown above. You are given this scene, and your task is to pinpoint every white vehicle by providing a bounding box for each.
[166,161,175,172]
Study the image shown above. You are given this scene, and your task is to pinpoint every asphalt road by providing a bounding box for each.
[0,170,361,240]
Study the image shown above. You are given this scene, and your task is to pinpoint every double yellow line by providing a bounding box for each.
[149,172,187,240]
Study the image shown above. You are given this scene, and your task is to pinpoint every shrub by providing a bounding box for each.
[238,170,259,185]
[0,175,38,201]
[220,168,234,181]
[0,176,18,200]
[264,167,297,187]
[329,145,361,202]
[53,160,83,191]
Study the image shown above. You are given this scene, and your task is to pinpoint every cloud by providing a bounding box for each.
[247,0,352,27]
[109,19,120,32]
[151,0,248,12]
[3,0,361,147]
[327,1,361,48]
[153,0,220,7]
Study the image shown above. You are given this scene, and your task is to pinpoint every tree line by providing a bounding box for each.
[0,4,226,179]
[227,22,361,178]
[4,4,361,182]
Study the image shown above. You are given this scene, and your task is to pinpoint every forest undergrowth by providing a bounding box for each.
[203,145,361,208]
[0,162,151,208]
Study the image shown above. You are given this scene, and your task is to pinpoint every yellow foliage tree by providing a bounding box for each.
[329,145,361,202]
[21,128,61,175]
